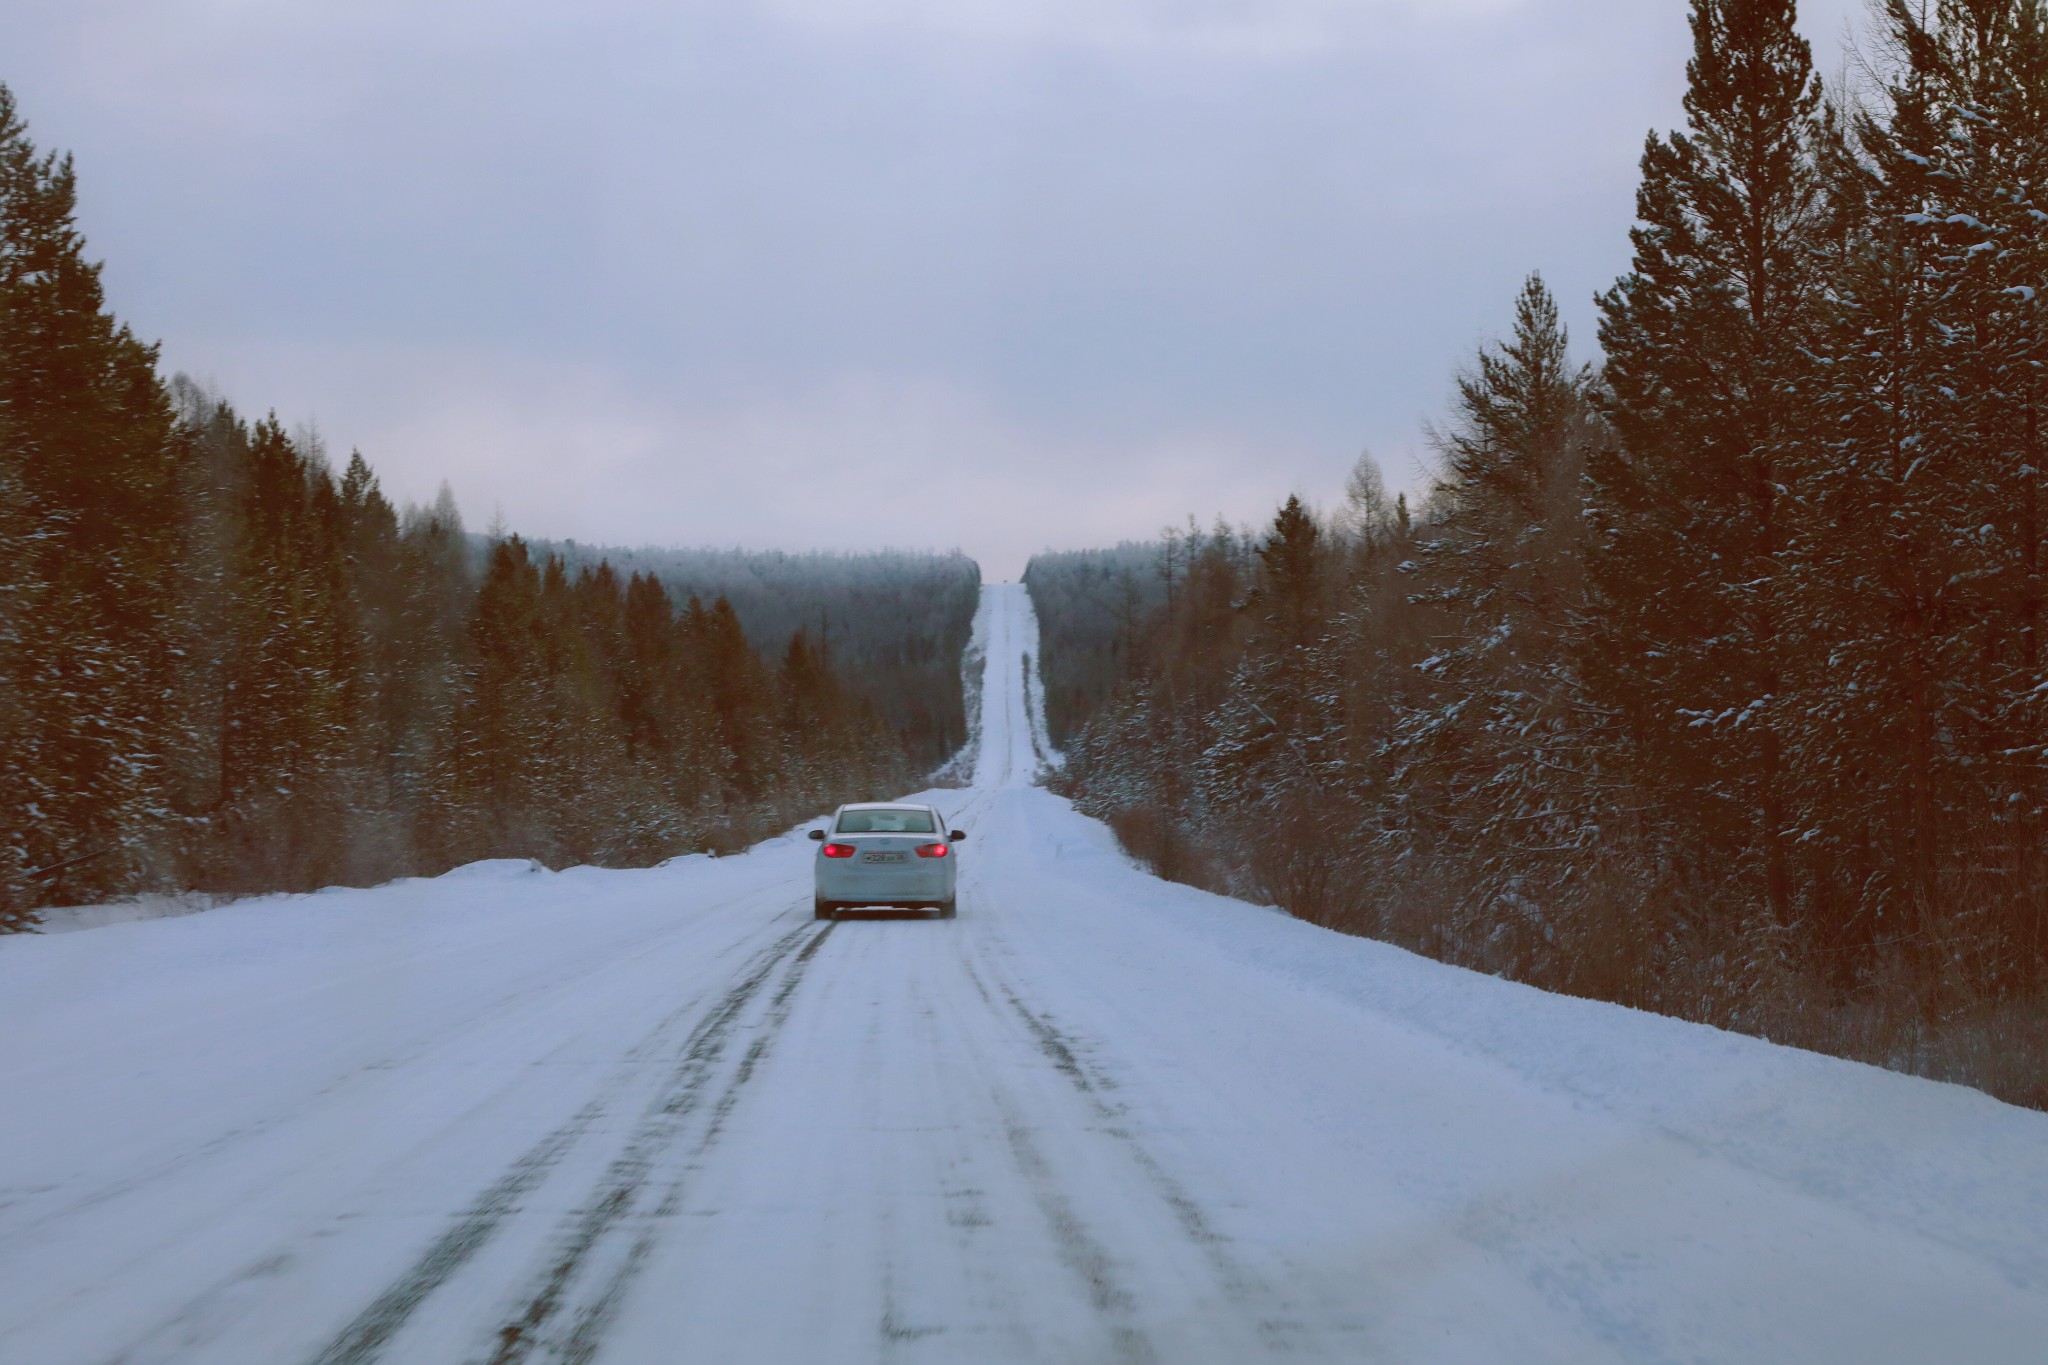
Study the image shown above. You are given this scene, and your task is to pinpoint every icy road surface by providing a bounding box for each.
[4,584,2048,1364]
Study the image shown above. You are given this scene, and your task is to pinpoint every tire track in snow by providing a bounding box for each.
[303,921,819,1365]
[4,879,806,1251]
[85,914,799,1365]
[944,952,1152,1361]
[549,918,841,1365]
[486,919,837,1365]
[968,950,1315,1356]
[992,1090,1156,1365]
[301,1096,610,1365]
[102,1252,296,1365]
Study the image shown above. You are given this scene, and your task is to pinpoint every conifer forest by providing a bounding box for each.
[1035,1,2048,1106]
[0,82,976,926]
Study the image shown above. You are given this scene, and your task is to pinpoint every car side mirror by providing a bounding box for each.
[808,829,825,841]
[949,830,966,842]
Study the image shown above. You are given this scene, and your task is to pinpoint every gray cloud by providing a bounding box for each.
[13,0,1867,577]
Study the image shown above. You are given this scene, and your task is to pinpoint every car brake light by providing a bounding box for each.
[915,843,949,858]
[821,843,857,858]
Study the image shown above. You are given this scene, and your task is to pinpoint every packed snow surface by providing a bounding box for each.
[3,583,2046,1363]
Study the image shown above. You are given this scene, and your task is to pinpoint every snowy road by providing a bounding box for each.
[4,583,2048,1363]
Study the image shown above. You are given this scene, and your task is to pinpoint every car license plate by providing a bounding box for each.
[861,851,907,864]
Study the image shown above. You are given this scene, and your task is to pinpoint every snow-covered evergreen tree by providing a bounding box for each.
[1588,0,1827,927]
[1792,0,2048,973]
[1392,275,1604,967]
[0,84,186,909]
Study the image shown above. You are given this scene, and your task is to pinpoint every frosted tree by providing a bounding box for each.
[1393,275,1602,967]
[1794,0,2048,970]
[1334,451,1394,552]
[0,82,186,908]
[0,446,38,926]
[1588,0,1827,928]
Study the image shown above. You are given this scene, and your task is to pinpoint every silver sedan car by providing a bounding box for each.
[810,802,965,919]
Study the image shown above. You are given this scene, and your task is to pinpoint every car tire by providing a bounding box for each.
[813,898,836,921]
[936,897,956,920]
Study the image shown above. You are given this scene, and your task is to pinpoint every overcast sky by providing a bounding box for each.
[14,0,1866,578]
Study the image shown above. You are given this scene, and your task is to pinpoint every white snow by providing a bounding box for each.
[30,890,236,935]
[1,582,2045,1363]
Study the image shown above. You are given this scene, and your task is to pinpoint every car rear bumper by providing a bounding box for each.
[815,863,955,905]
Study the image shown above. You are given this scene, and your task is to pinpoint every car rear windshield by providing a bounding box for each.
[835,808,937,834]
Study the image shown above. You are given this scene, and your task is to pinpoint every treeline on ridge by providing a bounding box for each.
[0,83,965,925]
[1031,0,2048,1108]
[1027,542,1164,747]
[527,540,980,771]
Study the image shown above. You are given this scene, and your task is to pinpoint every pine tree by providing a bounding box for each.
[1200,497,1331,818]
[1422,274,1589,640]
[334,447,416,871]
[0,413,39,926]
[620,569,723,842]
[1795,0,2048,970]
[0,83,187,909]
[1395,275,1600,962]
[529,557,612,863]
[442,537,548,861]
[1253,495,1325,652]
[194,416,364,890]
[698,595,769,817]
[394,484,472,859]
[1588,0,1826,926]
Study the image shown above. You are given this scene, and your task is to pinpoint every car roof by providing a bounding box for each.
[838,801,934,811]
